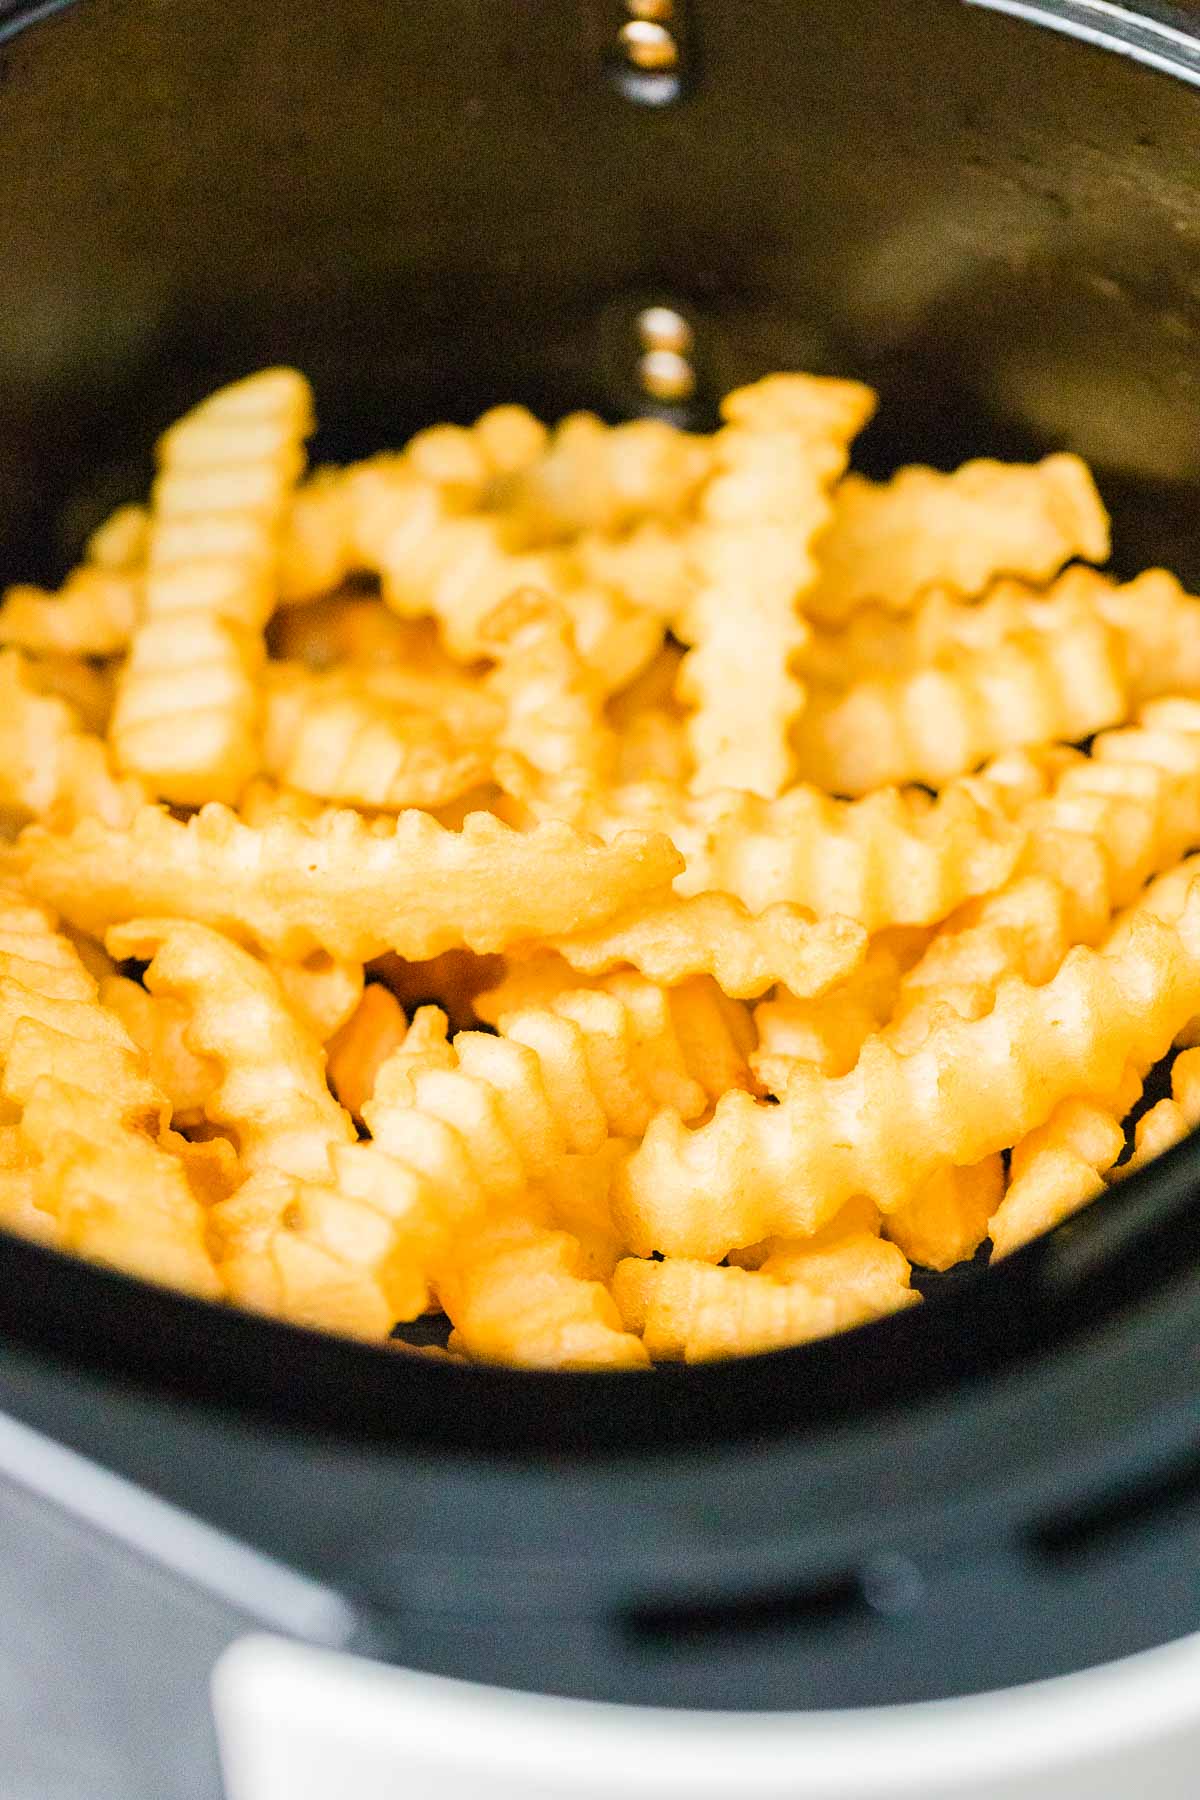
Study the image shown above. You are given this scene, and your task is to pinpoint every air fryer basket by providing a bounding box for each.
[4,0,1200,1777]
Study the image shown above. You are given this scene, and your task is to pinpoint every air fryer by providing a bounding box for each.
[3,2,1200,1798]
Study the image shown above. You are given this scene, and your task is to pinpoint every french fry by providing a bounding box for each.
[677,375,875,797]
[326,983,410,1120]
[20,804,683,962]
[439,1210,649,1368]
[551,891,866,1000]
[807,454,1109,623]
[791,615,1127,795]
[611,1233,916,1361]
[262,662,493,810]
[0,650,144,831]
[111,368,314,804]
[0,566,138,657]
[616,891,1200,1258]
[107,918,355,1182]
[492,412,709,543]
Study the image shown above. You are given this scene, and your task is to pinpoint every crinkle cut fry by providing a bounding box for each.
[18,803,683,963]
[806,454,1110,624]
[0,882,217,1295]
[111,368,314,805]
[798,566,1200,697]
[0,566,138,657]
[440,1211,650,1369]
[509,770,1025,934]
[344,456,660,690]
[490,410,710,543]
[106,918,355,1182]
[611,1233,916,1362]
[479,588,615,783]
[892,703,1200,1034]
[0,649,144,830]
[262,662,493,810]
[791,614,1127,795]
[677,374,875,798]
[277,406,549,605]
[246,970,750,1343]
[616,889,1200,1259]
[550,891,867,1000]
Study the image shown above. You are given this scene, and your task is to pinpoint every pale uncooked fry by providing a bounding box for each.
[1119,1048,1200,1177]
[99,975,217,1129]
[611,1233,915,1362]
[677,375,875,798]
[0,567,138,657]
[0,650,144,831]
[440,1210,649,1369]
[883,1157,1004,1271]
[791,615,1126,795]
[85,502,149,572]
[550,892,866,1001]
[19,804,682,963]
[107,918,355,1183]
[751,930,927,1090]
[479,590,615,782]
[988,1090,1134,1260]
[111,368,314,805]
[492,412,710,544]
[326,983,409,1121]
[616,893,1200,1259]
[807,454,1109,624]
[0,884,217,1293]
[262,663,493,810]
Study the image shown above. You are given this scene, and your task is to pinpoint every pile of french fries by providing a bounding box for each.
[2,366,1199,1368]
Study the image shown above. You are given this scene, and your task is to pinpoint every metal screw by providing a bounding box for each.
[617,18,680,73]
[636,305,694,356]
[637,348,696,403]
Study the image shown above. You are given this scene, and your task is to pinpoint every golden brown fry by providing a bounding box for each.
[107,918,355,1182]
[0,650,144,832]
[112,368,314,805]
[0,567,138,657]
[988,1087,1136,1260]
[262,662,493,810]
[440,1210,649,1368]
[677,375,875,797]
[883,1157,1003,1271]
[326,983,410,1121]
[551,892,866,1000]
[616,892,1200,1258]
[20,803,682,962]
[611,1233,916,1361]
[791,616,1127,795]
[99,974,217,1129]
[492,412,709,543]
[521,771,1023,933]
[807,454,1109,623]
